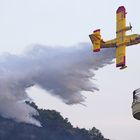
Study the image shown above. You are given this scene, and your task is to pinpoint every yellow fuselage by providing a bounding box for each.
[102,34,140,48]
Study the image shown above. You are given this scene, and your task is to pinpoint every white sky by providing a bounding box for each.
[0,0,140,140]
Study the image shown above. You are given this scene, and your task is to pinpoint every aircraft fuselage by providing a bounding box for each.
[102,34,140,48]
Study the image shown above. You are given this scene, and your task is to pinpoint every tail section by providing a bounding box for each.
[89,29,101,52]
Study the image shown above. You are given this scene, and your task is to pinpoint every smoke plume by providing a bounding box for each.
[0,43,115,126]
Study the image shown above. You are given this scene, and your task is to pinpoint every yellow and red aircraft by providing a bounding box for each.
[89,6,140,69]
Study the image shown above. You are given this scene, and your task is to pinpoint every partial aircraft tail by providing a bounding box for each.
[89,29,101,52]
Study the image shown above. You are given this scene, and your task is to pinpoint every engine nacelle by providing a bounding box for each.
[89,29,101,52]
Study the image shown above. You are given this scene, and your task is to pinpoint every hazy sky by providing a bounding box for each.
[0,0,140,140]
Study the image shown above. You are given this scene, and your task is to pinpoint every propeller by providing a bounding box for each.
[129,22,132,31]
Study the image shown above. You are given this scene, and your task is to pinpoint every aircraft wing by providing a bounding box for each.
[116,45,126,67]
[116,6,127,68]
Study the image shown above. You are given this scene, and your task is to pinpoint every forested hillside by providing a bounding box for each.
[0,102,109,140]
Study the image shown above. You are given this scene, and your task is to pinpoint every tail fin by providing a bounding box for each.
[89,29,101,52]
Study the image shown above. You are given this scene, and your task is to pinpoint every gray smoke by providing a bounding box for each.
[0,43,115,126]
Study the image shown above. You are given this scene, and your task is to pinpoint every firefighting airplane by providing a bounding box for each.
[89,6,140,69]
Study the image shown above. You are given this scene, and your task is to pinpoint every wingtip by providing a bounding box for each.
[120,65,127,70]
